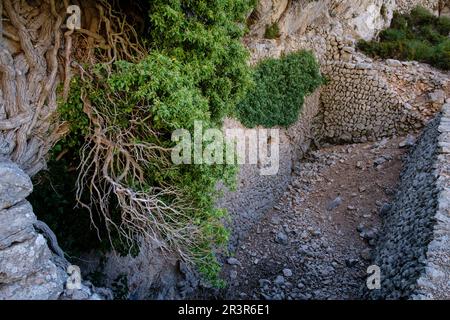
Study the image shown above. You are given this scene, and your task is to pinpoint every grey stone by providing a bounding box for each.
[430,90,446,104]
[380,203,392,216]
[0,201,36,249]
[275,232,288,245]
[274,276,285,286]
[0,161,33,210]
[227,257,241,266]
[399,135,416,148]
[360,248,372,261]
[327,196,343,211]
[386,59,403,67]
[283,268,293,277]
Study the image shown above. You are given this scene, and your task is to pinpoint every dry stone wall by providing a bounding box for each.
[316,36,449,143]
[245,0,449,144]
[413,103,450,300]
[368,103,450,300]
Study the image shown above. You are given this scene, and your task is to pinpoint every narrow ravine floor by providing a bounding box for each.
[217,136,413,300]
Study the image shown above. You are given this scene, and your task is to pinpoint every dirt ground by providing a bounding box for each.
[217,135,412,300]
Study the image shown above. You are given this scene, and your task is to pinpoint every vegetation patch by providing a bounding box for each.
[358,6,450,70]
[236,51,323,128]
[29,0,255,287]
[264,22,280,39]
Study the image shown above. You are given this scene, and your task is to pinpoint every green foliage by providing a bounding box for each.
[53,78,89,153]
[236,50,323,128]
[358,6,450,70]
[147,0,254,124]
[264,22,280,39]
[84,52,241,285]
[31,0,255,287]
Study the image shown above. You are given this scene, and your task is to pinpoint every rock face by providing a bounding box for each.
[367,103,450,300]
[247,0,440,43]
[317,42,448,143]
[78,240,191,300]
[0,160,111,300]
[248,0,396,41]
[0,160,66,299]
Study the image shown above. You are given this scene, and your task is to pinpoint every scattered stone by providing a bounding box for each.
[345,259,359,267]
[374,155,393,167]
[399,135,415,148]
[359,228,378,241]
[386,59,403,67]
[227,257,241,266]
[372,138,388,149]
[259,279,271,287]
[429,90,446,105]
[380,203,392,216]
[374,157,387,166]
[360,248,372,261]
[274,276,285,286]
[283,268,293,277]
[275,232,288,245]
[327,196,343,211]
[271,216,281,225]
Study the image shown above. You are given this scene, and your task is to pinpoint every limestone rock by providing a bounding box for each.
[0,161,33,210]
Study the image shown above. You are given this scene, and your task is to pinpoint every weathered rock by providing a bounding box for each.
[386,59,403,67]
[227,257,241,266]
[327,196,342,211]
[274,275,285,286]
[275,232,288,245]
[282,268,293,277]
[0,161,33,210]
[399,135,416,148]
[0,201,36,249]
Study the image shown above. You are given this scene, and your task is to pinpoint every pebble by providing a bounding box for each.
[275,232,289,245]
[227,257,241,266]
[327,196,343,210]
[274,276,285,286]
[283,268,293,277]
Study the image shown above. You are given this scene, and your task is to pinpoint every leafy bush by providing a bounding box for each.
[236,51,323,128]
[31,0,255,287]
[358,6,450,70]
[264,22,280,39]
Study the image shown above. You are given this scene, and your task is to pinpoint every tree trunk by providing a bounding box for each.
[0,0,71,176]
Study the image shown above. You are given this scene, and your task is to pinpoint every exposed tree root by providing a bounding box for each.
[1,0,205,268]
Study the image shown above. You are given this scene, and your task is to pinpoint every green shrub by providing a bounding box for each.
[31,0,255,287]
[358,6,450,70]
[264,22,280,39]
[409,6,435,25]
[236,51,323,128]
